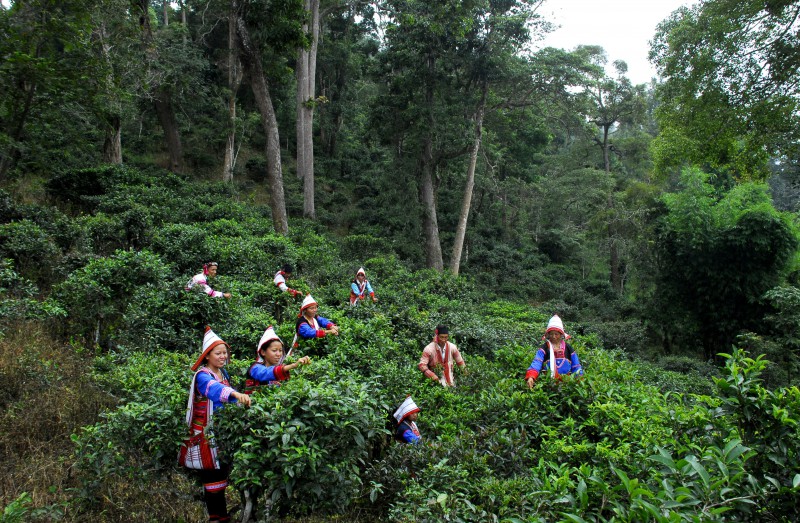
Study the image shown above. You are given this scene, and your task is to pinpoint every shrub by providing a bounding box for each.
[72,350,196,510]
[75,213,126,256]
[46,165,168,213]
[0,259,65,335]
[633,356,717,396]
[150,223,208,276]
[0,220,60,286]
[215,360,386,515]
[53,250,171,348]
[710,349,800,517]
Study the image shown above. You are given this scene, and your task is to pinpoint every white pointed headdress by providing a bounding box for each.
[357,267,366,277]
[256,326,283,362]
[300,294,318,312]
[545,315,566,337]
[393,396,420,423]
[192,326,229,371]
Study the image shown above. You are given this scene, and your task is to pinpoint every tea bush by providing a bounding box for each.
[150,223,209,275]
[0,220,60,285]
[216,361,386,515]
[54,249,171,348]
[4,165,797,522]
[0,259,65,334]
[72,350,192,502]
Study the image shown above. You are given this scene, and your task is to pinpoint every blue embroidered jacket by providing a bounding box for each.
[525,342,583,380]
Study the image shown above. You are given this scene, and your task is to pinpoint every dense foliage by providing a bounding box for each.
[2,0,800,520]
[0,166,794,521]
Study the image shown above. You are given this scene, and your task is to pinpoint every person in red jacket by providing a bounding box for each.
[418,325,466,387]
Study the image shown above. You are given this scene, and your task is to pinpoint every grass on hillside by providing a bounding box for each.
[0,321,207,522]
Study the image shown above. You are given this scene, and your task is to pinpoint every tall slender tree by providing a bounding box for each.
[575,47,646,292]
[378,0,548,270]
[449,0,550,274]
[221,0,242,182]
[295,0,321,218]
[232,0,305,234]
[133,0,184,173]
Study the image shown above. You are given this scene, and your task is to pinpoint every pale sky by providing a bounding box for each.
[538,0,699,85]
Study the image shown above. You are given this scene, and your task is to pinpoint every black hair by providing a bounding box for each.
[259,338,286,354]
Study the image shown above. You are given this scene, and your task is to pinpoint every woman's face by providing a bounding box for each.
[305,304,318,316]
[357,273,365,281]
[205,345,228,370]
[547,330,563,343]
[261,341,284,365]
[207,265,218,277]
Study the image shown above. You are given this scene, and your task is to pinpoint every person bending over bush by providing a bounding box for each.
[186,261,231,299]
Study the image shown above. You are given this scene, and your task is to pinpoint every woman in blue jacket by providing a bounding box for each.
[526,315,584,388]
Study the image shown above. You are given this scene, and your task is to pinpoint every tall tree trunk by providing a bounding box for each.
[103,115,123,164]
[136,0,184,173]
[296,0,320,219]
[154,88,183,172]
[97,20,122,164]
[180,1,188,45]
[163,0,169,25]
[222,5,241,182]
[420,54,443,270]
[420,138,443,270]
[450,83,487,275]
[602,122,621,292]
[235,7,289,234]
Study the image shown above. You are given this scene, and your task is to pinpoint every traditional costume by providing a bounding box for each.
[295,295,336,341]
[525,315,584,382]
[243,326,292,394]
[418,325,466,387]
[274,265,301,297]
[393,396,421,444]
[178,327,240,523]
[186,262,225,298]
[349,267,376,306]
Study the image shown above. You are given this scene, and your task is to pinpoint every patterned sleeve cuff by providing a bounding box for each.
[274,365,290,381]
[525,369,539,380]
[220,386,235,403]
[316,329,326,337]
